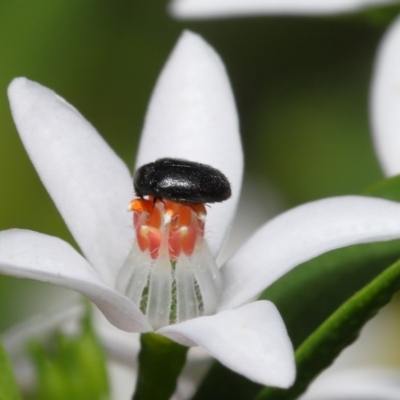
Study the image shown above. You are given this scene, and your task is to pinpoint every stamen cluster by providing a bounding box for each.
[130,198,206,260]
[116,197,221,329]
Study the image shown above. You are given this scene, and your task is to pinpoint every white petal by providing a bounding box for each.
[300,368,400,400]
[370,15,400,176]
[158,301,295,388]
[0,229,151,332]
[136,31,243,257]
[170,0,396,19]
[220,196,400,310]
[8,78,133,286]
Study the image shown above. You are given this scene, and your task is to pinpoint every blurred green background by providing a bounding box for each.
[0,1,398,330]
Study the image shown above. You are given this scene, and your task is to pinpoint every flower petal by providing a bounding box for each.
[8,78,133,286]
[0,229,151,332]
[158,300,295,388]
[370,15,400,177]
[169,0,395,19]
[135,31,243,257]
[220,196,400,310]
[300,368,400,400]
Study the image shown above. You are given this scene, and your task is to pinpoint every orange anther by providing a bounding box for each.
[132,198,207,261]
[164,200,182,217]
[147,205,162,229]
[181,225,197,256]
[177,206,192,228]
[138,226,161,259]
[130,198,152,214]
[136,225,149,252]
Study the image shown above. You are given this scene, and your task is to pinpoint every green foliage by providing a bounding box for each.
[257,257,400,399]
[359,3,400,26]
[363,174,400,201]
[27,305,110,400]
[0,339,21,400]
[134,333,188,400]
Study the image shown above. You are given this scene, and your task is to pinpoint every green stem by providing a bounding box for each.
[133,333,188,400]
[255,257,400,400]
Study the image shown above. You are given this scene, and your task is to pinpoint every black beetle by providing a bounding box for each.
[134,158,231,204]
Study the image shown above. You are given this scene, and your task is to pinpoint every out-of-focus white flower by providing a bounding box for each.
[4,29,400,387]
[371,14,400,177]
[299,295,400,399]
[300,368,400,400]
[169,0,398,20]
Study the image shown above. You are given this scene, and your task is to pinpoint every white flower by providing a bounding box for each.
[169,0,398,20]
[3,30,400,388]
[299,368,400,399]
[371,13,400,176]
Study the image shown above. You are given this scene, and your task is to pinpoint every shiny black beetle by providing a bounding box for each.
[134,158,231,204]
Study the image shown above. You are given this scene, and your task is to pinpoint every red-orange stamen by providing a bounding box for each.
[130,197,206,260]
[180,225,197,256]
[177,206,192,228]
[147,205,162,228]
[137,225,149,252]
[129,198,153,213]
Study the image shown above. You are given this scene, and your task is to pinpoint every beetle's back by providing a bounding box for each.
[152,158,231,203]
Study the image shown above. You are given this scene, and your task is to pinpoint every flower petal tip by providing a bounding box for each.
[173,29,224,70]
[8,77,30,103]
[8,76,28,91]
[8,77,58,118]
[175,30,215,55]
[178,29,202,44]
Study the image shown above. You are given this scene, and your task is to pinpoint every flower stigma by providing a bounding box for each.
[116,196,222,330]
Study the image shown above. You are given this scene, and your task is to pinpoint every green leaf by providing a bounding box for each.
[363,174,400,202]
[0,339,21,400]
[133,333,188,400]
[28,303,110,400]
[256,256,400,400]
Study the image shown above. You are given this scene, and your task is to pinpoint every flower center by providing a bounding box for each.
[116,197,222,330]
